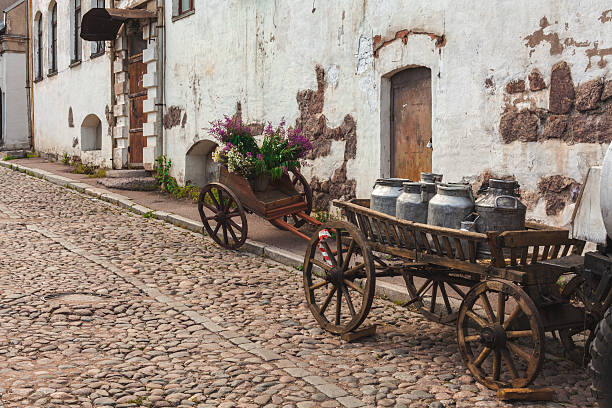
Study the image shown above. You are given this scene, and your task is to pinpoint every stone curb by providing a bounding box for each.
[0,160,410,306]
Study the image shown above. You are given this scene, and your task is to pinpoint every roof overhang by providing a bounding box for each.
[80,8,156,41]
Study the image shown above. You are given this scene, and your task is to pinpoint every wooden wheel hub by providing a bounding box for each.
[479,325,507,350]
[327,267,344,287]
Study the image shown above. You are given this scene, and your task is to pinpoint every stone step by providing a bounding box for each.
[1,149,28,158]
[105,169,150,178]
[97,177,158,191]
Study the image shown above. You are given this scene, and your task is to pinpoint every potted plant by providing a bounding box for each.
[209,116,312,192]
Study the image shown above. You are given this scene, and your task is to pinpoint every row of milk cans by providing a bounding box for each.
[371,172,527,234]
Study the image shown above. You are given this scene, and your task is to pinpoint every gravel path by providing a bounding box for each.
[0,166,596,407]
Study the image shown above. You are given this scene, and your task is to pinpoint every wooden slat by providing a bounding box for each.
[372,219,386,244]
[497,229,570,248]
[520,247,528,265]
[550,245,561,259]
[420,231,432,251]
[541,245,550,261]
[442,236,455,259]
[454,238,465,260]
[468,240,476,263]
[408,229,420,251]
[388,223,402,247]
[561,244,570,257]
[397,226,412,248]
[431,234,443,255]
[382,221,396,246]
[510,248,518,266]
[531,246,540,264]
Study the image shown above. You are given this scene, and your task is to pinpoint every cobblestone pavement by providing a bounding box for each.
[0,167,597,408]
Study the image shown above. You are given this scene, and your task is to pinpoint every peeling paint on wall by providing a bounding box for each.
[295,65,357,210]
[536,175,581,215]
[372,28,445,58]
[499,61,611,145]
[163,106,183,129]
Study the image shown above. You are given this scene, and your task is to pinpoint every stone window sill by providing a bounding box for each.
[33,76,43,83]
[47,70,57,77]
[172,9,194,22]
[69,59,81,68]
[90,51,104,59]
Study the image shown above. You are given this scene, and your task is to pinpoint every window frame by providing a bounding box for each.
[91,0,105,57]
[49,3,57,74]
[36,15,43,79]
[71,0,82,63]
[177,0,194,16]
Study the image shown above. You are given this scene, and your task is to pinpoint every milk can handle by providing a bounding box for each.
[495,195,518,209]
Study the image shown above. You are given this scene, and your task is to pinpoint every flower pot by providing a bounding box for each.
[251,174,270,192]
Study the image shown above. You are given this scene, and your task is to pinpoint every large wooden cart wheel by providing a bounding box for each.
[457,279,545,389]
[402,271,470,324]
[558,275,603,364]
[198,183,248,250]
[303,221,375,334]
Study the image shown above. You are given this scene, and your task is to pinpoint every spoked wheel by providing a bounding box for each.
[303,221,375,335]
[558,275,603,364]
[457,279,545,389]
[402,270,471,324]
[198,183,248,250]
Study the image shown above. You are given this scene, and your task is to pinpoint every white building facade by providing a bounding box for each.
[30,0,611,226]
[0,0,28,150]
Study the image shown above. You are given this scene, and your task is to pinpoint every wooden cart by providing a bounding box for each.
[302,198,603,390]
[198,166,321,249]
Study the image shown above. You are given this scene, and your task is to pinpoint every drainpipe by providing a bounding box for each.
[156,0,164,157]
[109,0,115,168]
[24,0,33,149]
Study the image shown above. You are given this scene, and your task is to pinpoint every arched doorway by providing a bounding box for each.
[185,140,219,187]
[390,67,432,181]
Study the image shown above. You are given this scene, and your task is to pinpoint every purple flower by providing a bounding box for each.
[246,152,253,159]
[256,153,263,160]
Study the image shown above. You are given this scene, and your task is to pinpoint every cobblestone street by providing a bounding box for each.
[0,166,597,407]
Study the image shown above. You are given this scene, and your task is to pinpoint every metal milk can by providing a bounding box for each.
[475,179,526,233]
[420,172,443,183]
[427,184,475,229]
[371,178,411,216]
[396,182,437,224]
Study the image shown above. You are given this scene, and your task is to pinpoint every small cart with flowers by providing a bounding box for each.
[198,117,322,249]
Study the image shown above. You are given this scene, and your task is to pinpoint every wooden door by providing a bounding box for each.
[390,67,432,181]
[128,54,147,165]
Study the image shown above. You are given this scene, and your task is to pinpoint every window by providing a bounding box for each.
[35,13,43,79]
[71,0,82,62]
[49,3,57,73]
[178,0,193,14]
[91,0,104,55]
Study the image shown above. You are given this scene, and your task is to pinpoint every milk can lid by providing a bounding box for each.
[375,178,411,187]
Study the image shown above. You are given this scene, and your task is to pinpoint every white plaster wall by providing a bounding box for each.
[32,0,111,167]
[162,0,610,226]
[0,51,28,149]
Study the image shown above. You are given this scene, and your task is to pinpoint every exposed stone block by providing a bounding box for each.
[113,125,129,140]
[115,72,128,83]
[569,112,611,144]
[113,59,128,74]
[505,79,525,94]
[113,147,128,169]
[541,115,568,139]
[528,69,546,91]
[143,122,158,137]
[143,46,157,63]
[114,81,128,95]
[113,103,127,117]
[549,61,574,114]
[143,72,157,88]
[499,110,539,143]
[602,80,612,101]
[143,98,158,114]
[575,79,603,111]
[142,146,157,171]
